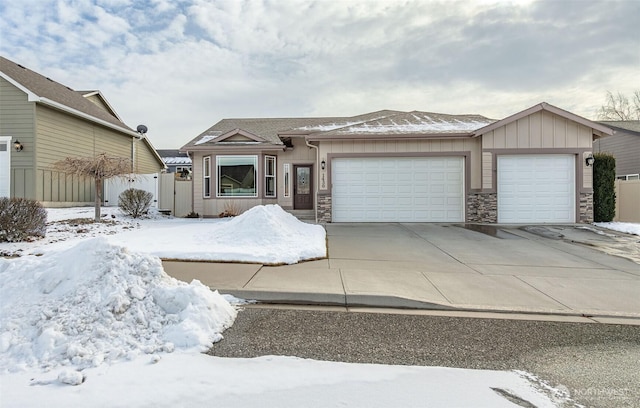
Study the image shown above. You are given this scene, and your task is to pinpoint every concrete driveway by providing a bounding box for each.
[164,223,640,320]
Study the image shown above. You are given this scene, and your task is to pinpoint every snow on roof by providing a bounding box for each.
[163,157,192,165]
[194,131,224,145]
[335,112,495,135]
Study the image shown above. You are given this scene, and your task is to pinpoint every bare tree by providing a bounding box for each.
[54,153,132,221]
[597,90,640,120]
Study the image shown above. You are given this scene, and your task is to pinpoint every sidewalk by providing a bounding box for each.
[163,223,640,324]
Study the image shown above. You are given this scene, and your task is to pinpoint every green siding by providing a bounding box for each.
[0,78,36,197]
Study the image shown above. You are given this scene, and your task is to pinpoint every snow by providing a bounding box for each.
[162,156,192,165]
[0,204,574,407]
[594,221,640,236]
[2,204,327,265]
[0,238,236,372]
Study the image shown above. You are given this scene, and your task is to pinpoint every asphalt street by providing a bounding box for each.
[209,307,640,408]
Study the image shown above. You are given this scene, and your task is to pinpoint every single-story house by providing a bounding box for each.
[594,121,640,179]
[180,103,612,224]
[156,149,192,178]
[0,56,165,205]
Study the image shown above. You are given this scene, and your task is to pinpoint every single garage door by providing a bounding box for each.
[332,157,464,222]
[497,155,575,223]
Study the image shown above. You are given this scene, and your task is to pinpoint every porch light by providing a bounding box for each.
[14,140,23,152]
[585,154,595,167]
[321,159,326,170]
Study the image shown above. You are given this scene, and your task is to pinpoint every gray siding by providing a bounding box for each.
[593,133,640,176]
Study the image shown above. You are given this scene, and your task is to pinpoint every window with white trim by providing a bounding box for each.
[203,157,211,198]
[265,156,276,197]
[217,155,258,197]
[283,163,290,198]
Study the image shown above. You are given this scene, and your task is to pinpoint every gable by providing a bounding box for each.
[480,109,595,149]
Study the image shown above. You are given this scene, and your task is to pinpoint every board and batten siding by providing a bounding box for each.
[35,105,132,204]
[480,110,595,190]
[0,77,37,198]
[319,138,482,190]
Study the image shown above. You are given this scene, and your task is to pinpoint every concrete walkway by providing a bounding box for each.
[163,223,640,322]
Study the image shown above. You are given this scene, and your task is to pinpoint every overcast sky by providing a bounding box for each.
[1,0,638,148]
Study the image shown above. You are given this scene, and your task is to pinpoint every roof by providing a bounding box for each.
[308,111,495,139]
[597,120,640,135]
[474,102,614,138]
[156,149,192,165]
[181,110,496,149]
[0,56,133,134]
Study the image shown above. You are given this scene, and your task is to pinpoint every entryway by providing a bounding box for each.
[294,165,313,210]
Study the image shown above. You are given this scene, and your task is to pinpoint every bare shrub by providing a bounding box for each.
[219,201,242,218]
[118,188,153,218]
[0,198,47,242]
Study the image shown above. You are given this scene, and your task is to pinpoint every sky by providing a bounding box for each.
[1,0,638,149]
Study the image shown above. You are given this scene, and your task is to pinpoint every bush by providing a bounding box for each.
[593,153,616,222]
[0,198,47,242]
[118,188,153,218]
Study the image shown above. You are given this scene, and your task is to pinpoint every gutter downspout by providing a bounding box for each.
[304,138,319,224]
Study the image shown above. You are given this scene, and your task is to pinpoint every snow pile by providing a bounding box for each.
[0,238,236,372]
[201,204,326,264]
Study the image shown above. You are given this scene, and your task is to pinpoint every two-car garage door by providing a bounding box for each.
[332,157,464,222]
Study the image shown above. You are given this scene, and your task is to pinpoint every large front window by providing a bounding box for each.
[217,155,257,197]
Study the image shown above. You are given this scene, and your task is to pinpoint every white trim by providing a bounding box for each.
[265,155,276,198]
[203,156,211,198]
[283,163,291,198]
[215,155,258,198]
[0,72,40,102]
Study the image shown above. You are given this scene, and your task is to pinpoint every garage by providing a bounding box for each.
[497,155,575,223]
[332,157,464,222]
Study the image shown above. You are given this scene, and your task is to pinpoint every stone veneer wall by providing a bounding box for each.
[579,192,594,223]
[318,194,332,223]
[467,193,497,223]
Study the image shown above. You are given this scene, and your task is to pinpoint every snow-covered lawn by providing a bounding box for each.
[3,204,627,406]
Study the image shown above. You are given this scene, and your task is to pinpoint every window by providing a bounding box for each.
[265,156,276,197]
[217,155,257,197]
[203,157,211,198]
[283,163,290,198]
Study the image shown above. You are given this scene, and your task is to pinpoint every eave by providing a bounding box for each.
[306,132,475,141]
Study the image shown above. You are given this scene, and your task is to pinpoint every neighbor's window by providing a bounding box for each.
[265,156,276,197]
[283,163,290,198]
[217,155,258,197]
[203,157,211,198]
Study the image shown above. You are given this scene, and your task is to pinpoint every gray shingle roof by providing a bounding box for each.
[598,121,640,134]
[0,56,133,133]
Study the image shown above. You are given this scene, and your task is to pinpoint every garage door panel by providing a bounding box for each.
[332,157,464,222]
[498,155,575,223]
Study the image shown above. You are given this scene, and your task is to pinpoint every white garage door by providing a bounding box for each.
[498,155,575,223]
[332,157,464,222]
[0,137,10,198]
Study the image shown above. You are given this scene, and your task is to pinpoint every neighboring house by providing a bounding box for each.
[156,149,192,178]
[0,56,165,205]
[181,103,612,224]
[594,121,640,179]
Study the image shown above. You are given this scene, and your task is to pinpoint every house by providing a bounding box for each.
[0,56,165,205]
[594,121,640,179]
[180,103,612,224]
[156,149,192,178]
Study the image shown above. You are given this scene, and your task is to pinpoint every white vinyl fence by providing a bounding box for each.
[104,174,159,208]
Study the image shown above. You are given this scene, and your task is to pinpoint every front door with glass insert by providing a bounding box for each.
[293,165,312,209]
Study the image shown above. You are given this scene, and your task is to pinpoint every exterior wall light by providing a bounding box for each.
[321,159,326,170]
[585,154,595,167]
[14,140,23,152]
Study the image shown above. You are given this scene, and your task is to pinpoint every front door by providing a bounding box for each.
[294,165,313,210]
